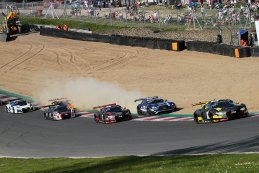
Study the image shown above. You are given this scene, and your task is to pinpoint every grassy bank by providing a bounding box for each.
[1,154,259,173]
[19,16,190,32]
[20,17,124,32]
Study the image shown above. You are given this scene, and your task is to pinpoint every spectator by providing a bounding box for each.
[97,0,102,10]
[240,39,247,47]
[201,5,205,17]
[248,33,254,47]
[176,1,182,9]
[216,34,222,43]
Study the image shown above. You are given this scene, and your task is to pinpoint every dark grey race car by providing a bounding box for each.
[193,99,248,124]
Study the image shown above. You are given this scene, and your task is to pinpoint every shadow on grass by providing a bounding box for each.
[31,155,221,173]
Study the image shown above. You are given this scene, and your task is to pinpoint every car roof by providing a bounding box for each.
[209,99,233,104]
[147,98,164,103]
[11,99,26,104]
[103,105,121,110]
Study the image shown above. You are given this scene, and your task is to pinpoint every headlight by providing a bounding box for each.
[240,107,246,111]
[216,112,226,116]
[151,106,158,110]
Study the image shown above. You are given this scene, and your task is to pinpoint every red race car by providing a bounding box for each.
[93,103,132,124]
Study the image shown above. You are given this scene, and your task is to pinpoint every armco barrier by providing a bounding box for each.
[156,38,169,50]
[145,37,157,49]
[133,37,146,47]
[172,40,185,51]
[251,47,259,57]
[40,27,110,43]
[110,35,121,45]
[234,47,251,58]
[186,41,251,58]
[40,27,186,51]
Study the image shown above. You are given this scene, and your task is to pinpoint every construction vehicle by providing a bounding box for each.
[0,4,21,41]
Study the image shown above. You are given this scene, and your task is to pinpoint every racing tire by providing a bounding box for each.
[137,109,142,115]
[44,113,47,120]
[94,114,99,123]
[12,107,15,114]
[208,111,214,123]
[194,114,201,124]
[115,116,119,123]
[5,106,9,113]
[147,108,154,116]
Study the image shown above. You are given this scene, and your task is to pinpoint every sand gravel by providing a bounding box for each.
[0,33,259,114]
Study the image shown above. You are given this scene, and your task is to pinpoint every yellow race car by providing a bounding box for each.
[193,99,248,124]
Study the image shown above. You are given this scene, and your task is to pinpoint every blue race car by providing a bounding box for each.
[135,96,176,115]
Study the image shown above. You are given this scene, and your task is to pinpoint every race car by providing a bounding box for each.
[41,98,77,112]
[43,105,74,121]
[93,103,132,124]
[193,99,248,124]
[135,96,176,115]
[5,99,35,114]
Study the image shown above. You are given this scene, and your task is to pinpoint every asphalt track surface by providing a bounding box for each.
[1,107,259,158]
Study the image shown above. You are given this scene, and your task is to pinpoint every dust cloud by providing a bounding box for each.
[34,77,143,113]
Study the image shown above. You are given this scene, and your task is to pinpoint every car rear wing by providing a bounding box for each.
[93,103,117,109]
[134,98,144,102]
[134,96,159,102]
[192,101,210,107]
[48,97,67,102]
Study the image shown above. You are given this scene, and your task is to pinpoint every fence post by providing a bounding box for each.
[158,10,161,28]
[126,11,128,27]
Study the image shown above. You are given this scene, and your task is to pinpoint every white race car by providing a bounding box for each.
[5,99,35,114]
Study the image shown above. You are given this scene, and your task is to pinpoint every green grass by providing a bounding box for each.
[20,17,124,32]
[20,16,189,32]
[1,154,259,173]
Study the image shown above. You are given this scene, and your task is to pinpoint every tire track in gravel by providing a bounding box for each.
[0,44,33,72]
[61,48,83,73]
[5,44,46,73]
[93,49,139,72]
[54,51,62,65]
[47,48,63,66]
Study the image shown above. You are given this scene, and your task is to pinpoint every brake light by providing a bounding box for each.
[108,112,112,116]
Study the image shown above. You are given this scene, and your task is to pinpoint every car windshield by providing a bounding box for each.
[106,106,122,112]
[212,101,235,108]
[14,101,27,106]
[149,99,164,104]
[56,107,69,112]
